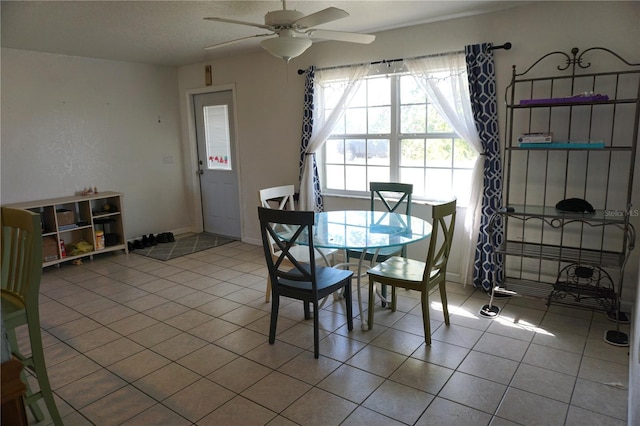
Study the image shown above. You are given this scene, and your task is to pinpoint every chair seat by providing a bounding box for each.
[346,246,401,263]
[367,256,440,283]
[279,265,353,292]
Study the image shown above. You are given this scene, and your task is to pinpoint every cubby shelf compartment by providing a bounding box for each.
[3,191,128,268]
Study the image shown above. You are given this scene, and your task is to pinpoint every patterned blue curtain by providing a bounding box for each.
[465,44,503,291]
[298,66,324,211]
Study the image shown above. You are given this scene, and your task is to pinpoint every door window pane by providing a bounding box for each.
[203,105,231,170]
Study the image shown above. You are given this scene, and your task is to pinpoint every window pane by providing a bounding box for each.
[203,105,231,170]
[367,139,390,165]
[326,165,345,190]
[401,104,426,133]
[400,167,425,196]
[426,139,452,167]
[367,167,390,187]
[454,138,477,168]
[427,104,453,133]
[368,77,390,106]
[400,139,425,166]
[453,169,472,205]
[330,114,345,134]
[425,169,452,199]
[368,106,390,133]
[345,166,367,191]
[350,83,367,107]
[325,139,344,163]
[400,75,424,104]
[345,108,366,133]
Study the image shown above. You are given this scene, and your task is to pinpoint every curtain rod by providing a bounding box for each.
[297,42,511,75]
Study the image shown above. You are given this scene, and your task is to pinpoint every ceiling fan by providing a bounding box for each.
[203,1,376,62]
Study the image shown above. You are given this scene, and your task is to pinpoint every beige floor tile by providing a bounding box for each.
[346,345,407,377]
[341,406,405,426]
[578,355,629,385]
[47,354,103,390]
[570,378,628,421]
[163,378,235,422]
[241,371,312,412]
[532,326,588,353]
[127,322,182,347]
[473,332,530,362]
[362,380,434,425]
[496,387,568,426]
[207,356,273,393]
[120,402,192,425]
[565,406,626,426]
[370,328,425,356]
[198,395,277,426]
[56,368,127,409]
[417,397,493,425]
[457,350,519,385]
[439,371,506,413]
[317,364,384,404]
[82,384,157,426]
[177,343,238,376]
[410,340,470,370]
[108,349,172,382]
[151,332,208,360]
[522,343,582,376]
[84,336,145,366]
[133,362,200,401]
[282,387,358,426]
[389,357,454,395]
[431,322,483,348]
[244,340,304,369]
[142,300,191,321]
[219,305,270,326]
[317,333,367,362]
[510,363,576,403]
[277,351,342,385]
[164,308,215,331]
[214,327,267,355]
[107,312,158,336]
[188,317,242,342]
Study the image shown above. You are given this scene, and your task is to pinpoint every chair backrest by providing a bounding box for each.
[258,185,296,211]
[370,182,413,216]
[1,207,43,307]
[423,199,457,282]
[258,206,318,293]
[258,185,298,256]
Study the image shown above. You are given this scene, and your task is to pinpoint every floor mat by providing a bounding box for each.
[132,233,234,261]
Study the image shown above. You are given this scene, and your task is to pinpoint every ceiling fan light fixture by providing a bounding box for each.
[260,36,312,62]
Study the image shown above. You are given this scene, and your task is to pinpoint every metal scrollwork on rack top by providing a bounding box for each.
[551,263,615,312]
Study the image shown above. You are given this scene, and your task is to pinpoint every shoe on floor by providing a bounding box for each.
[157,233,169,244]
[148,233,157,246]
[128,241,135,252]
[134,239,144,250]
[167,232,175,242]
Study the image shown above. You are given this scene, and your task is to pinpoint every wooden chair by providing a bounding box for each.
[258,206,354,358]
[346,182,413,303]
[1,207,62,425]
[367,199,456,344]
[258,185,337,302]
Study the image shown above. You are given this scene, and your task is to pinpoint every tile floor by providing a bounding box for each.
[18,241,630,425]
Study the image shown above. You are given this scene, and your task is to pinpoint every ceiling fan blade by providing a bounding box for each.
[294,7,349,29]
[308,29,375,44]
[204,17,273,31]
[204,34,273,50]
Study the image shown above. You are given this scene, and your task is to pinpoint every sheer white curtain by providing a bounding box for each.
[299,64,370,211]
[404,53,483,286]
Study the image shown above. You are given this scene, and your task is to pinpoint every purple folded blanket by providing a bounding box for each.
[520,94,609,105]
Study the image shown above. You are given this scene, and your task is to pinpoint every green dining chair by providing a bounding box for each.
[258,206,354,358]
[1,207,63,425]
[367,199,456,344]
[258,185,337,303]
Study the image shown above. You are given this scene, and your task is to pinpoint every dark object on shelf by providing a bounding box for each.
[105,233,118,247]
[555,198,595,213]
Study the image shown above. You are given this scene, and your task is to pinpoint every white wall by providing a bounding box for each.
[1,49,190,238]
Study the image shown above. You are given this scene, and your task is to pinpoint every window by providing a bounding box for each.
[321,73,476,204]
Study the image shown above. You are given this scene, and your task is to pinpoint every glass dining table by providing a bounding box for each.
[290,210,433,330]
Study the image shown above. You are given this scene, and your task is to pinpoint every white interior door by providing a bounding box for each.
[193,90,241,239]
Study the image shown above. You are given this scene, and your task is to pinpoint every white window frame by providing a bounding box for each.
[320,70,476,205]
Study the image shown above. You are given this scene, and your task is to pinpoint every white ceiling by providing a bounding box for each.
[1,1,525,67]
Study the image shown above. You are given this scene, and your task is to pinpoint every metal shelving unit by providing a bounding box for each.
[482,47,639,347]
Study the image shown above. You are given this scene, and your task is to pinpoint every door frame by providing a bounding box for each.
[185,83,243,240]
